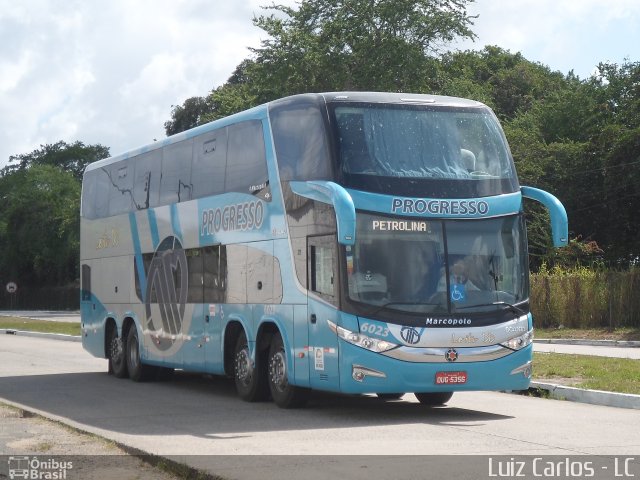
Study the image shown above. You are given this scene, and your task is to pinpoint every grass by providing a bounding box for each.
[535,327,640,341]
[533,351,640,395]
[0,316,80,336]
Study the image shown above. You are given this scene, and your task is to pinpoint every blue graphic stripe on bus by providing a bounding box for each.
[170,203,183,241]
[347,190,522,218]
[129,212,147,303]
[147,208,160,249]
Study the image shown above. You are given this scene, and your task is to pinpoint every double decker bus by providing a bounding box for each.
[80,92,567,408]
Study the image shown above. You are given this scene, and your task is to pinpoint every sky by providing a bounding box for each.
[0,0,638,169]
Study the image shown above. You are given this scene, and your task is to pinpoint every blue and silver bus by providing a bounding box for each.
[80,92,567,408]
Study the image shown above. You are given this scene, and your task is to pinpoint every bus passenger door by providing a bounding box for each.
[307,235,341,390]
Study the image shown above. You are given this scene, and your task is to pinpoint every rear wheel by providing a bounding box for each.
[234,332,269,402]
[126,326,156,382]
[267,332,308,408]
[415,392,453,406]
[108,327,128,379]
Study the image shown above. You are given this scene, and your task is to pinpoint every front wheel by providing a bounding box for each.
[108,327,128,379]
[267,332,308,408]
[415,392,453,406]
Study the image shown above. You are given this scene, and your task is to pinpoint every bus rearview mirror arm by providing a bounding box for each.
[290,181,356,246]
[521,186,568,248]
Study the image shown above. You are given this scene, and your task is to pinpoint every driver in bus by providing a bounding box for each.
[437,257,480,292]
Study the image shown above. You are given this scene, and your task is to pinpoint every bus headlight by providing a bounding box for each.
[327,320,398,353]
[501,329,534,351]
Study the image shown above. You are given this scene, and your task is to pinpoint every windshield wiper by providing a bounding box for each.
[362,301,444,318]
[454,301,527,316]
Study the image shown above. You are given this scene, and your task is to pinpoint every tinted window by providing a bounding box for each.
[226,121,270,199]
[81,171,97,219]
[192,129,227,198]
[107,161,134,216]
[271,104,332,181]
[160,139,193,205]
[133,151,161,209]
[93,168,111,218]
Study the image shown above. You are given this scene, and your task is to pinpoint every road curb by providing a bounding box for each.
[530,381,640,410]
[1,329,81,342]
[534,338,640,347]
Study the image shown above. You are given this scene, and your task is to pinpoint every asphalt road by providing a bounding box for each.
[0,334,639,479]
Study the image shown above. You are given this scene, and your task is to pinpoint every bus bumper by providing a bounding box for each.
[338,341,533,394]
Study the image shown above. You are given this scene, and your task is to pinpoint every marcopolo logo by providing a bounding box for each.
[400,326,423,345]
[145,236,188,351]
[8,456,73,479]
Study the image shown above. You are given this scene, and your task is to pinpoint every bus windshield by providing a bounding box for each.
[345,213,528,317]
[331,103,518,197]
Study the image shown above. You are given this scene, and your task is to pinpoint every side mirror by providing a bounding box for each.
[521,186,568,247]
[290,181,356,245]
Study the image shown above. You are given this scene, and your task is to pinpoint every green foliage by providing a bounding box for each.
[251,0,477,94]
[531,267,640,329]
[1,141,109,181]
[0,165,80,286]
[0,141,109,289]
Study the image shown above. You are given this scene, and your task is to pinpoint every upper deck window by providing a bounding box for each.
[331,103,519,198]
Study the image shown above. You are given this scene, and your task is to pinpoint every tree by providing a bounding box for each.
[164,0,479,135]
[2,141,110,181]
[251,0,477,94]
[0,165,80,286]
[164,96,212,136]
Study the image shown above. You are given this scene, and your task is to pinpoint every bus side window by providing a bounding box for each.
[94,168,111,218]
[192,128,227,199]
[203,245,225,303]
[160,139,193,205]
[81,264,91,301]
[107,161,134,217]
[81,171,97,219]
[226,121,270,200]
[133,151,161,210]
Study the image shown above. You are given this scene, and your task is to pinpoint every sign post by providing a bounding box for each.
[6,282,18,309]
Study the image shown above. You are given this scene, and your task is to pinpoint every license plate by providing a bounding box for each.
[435,371,468,385]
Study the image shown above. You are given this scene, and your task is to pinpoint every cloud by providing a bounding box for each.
[0,0,271,166]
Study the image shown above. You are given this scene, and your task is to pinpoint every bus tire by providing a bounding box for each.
[415,392,453,406]
[267,332,308,408]
[126,326,155,382]
[108,327,128,378]
[234,331,269,402]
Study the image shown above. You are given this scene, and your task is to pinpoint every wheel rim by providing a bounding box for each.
[235,347,253,387]
[269,350,287,393]
[111,336,124,368]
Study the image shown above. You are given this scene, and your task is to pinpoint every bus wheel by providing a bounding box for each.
[234,332,268,402]
[267,332,308,408]
[377,393,405,400]
[126,327,155,382]
[415,392,453,406]
[108,328,128,379]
